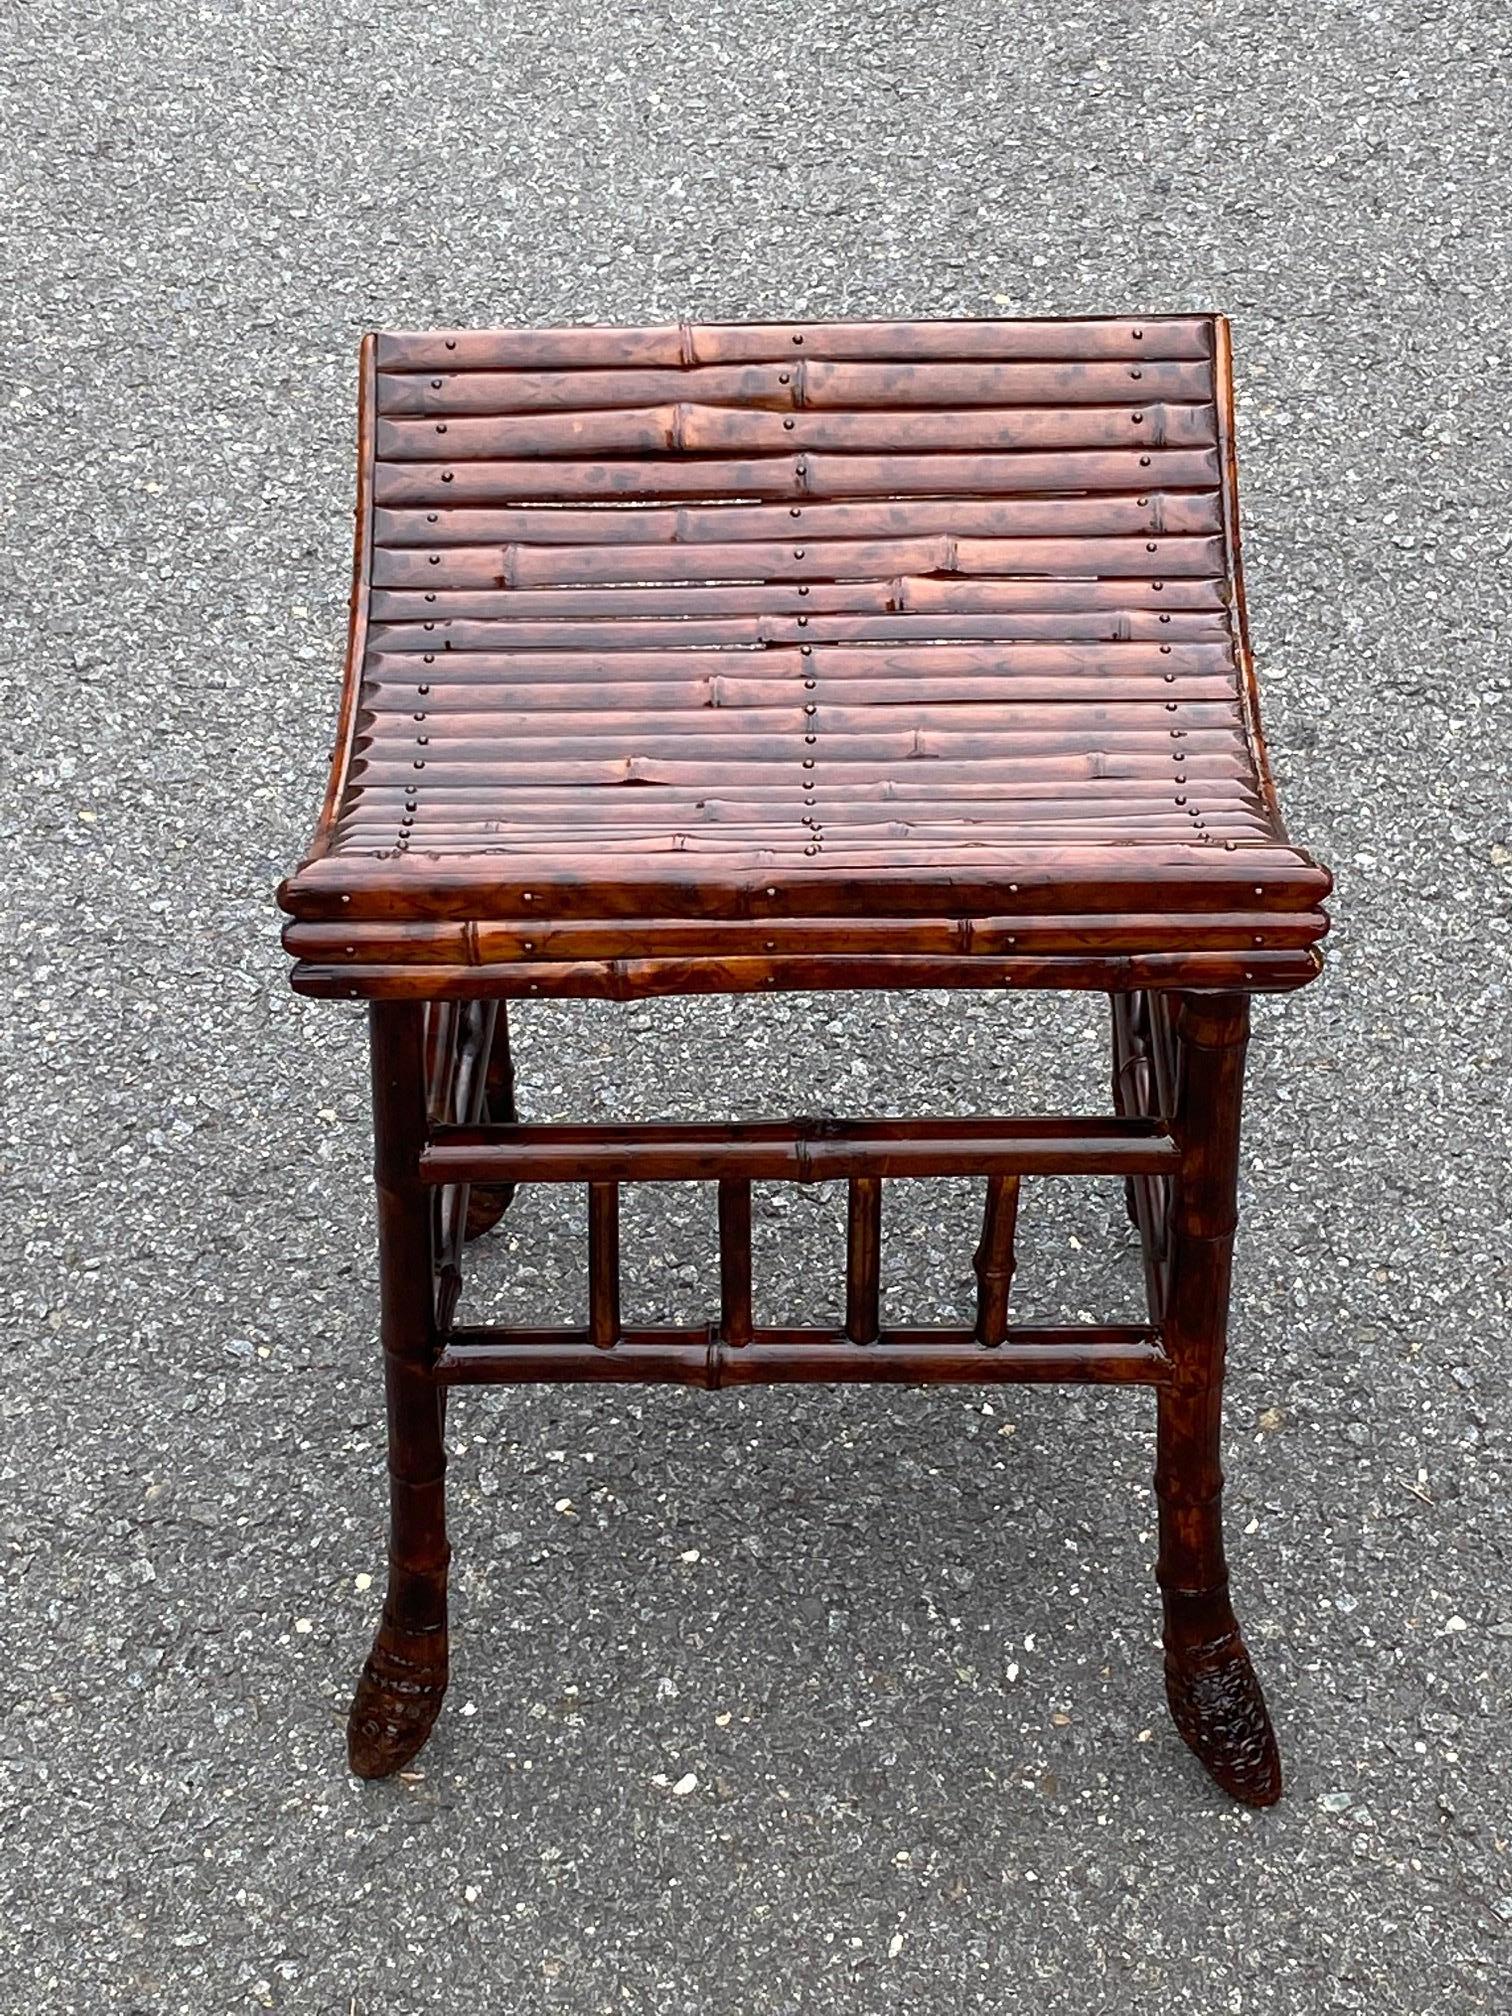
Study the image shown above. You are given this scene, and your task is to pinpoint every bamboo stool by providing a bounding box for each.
[278,316,1331,1804]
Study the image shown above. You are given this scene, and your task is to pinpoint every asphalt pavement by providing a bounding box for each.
[2,2,1509,2010]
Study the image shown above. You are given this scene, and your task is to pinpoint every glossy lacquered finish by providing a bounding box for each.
[278,314,1330,999]
[279,318,1331,1807]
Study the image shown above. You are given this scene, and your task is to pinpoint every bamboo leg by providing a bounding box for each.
[1154,991,1281,1806]
[464,1001,519,1240]
[348,1001,452,1779]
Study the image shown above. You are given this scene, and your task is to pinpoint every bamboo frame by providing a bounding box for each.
[845,1178,883,1344]
[286,317,1327,1812]
[342,984,1291,1804]
[717,1179,754,1348]
[346,1002,450,1780]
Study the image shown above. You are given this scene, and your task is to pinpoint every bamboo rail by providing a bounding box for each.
[417,1115,1179,1186]
[434,1325,1172,1389]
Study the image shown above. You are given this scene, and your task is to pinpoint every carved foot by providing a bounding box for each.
[1164,1628,1282,1807]
[346,1617,449,1778]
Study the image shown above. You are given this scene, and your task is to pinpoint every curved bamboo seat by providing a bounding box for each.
[279,316,1329,999]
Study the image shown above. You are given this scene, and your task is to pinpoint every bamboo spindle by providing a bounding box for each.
[845,1177,883,1343]
[718,1178,754,1348]
[973,1175,1021,1345]
[587,1181,621,1349]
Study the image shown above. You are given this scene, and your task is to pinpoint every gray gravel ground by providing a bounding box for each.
[3,1,1511,2011]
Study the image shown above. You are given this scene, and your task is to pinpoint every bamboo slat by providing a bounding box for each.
[373,316,1212,372]
[366,615,1229,650]
[372,492,1222,547]
[374,359,1214,416]
[376,405,1215,462]
[290,950,1323,1000]
[371,447,1223,505]
[371,533,1223,590]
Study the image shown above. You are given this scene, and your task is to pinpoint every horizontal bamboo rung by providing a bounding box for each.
[296,949,1324,1003]
[433,1324,1172,1388]
[418,1115,1178,1186]
[374,319,1215,372]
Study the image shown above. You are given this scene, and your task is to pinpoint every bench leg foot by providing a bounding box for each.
[351,1003,452,1778]
[1155,992,1282,1807]
[464,1003,519,1241]
[1160,1587,1281,1808]
[348,1604,449,1780]
[1156,1378,1281,1805]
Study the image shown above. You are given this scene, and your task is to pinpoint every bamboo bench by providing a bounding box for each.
[278,315,1331,1804]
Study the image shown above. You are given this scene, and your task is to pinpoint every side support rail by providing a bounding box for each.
[418,1111,1179,1391]
[420,1114,1178,1186]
